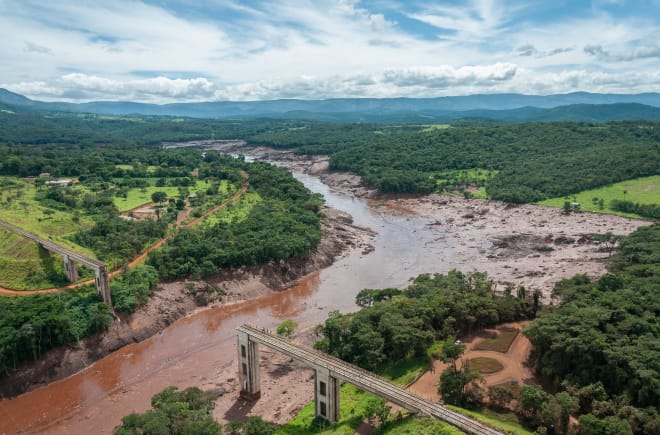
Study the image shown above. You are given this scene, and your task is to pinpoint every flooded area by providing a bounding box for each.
[0,152,649,434]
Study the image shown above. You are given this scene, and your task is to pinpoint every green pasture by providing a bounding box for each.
[279,347,532,435]
[538,175,659,218]
[446,405,533,435]
[0,177,96,255]
[202,190,261,226]
[115,164,158,172]
[381,416,463,434]
[277,357,456,434]
[113,185,181,211]
[0,228,92,289]
[113,179,222,212]
[277,383,462,435]
[0,177,98,289]
[469,357,504,374]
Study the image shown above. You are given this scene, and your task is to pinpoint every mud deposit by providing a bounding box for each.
[0,144,651,434]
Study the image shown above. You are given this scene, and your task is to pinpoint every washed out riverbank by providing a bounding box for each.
[0,144,651,434]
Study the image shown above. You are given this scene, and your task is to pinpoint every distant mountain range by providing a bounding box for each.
[1,88,660,123]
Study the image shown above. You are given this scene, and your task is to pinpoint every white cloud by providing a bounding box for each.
[0,1,658,102]
[380,63,517,88]
[7,75,217,102]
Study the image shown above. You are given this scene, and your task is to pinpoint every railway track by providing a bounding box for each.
[238,325,503,435]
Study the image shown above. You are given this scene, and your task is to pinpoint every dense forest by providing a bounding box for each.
[147,161,322,279]
[315,271,538,371]
[2,109,658,204]
[254,121,660,202]
[115,385,277,435]
[524,224,659,434]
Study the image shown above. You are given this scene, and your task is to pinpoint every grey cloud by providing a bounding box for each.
[516,44,536,57]
[24,41,52,54]
[584,44,660,61]
[546,47,573,56]
[368,39,402,48]
[584,44,607,57]
[516,44,573,58]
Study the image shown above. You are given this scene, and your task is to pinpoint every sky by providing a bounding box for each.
[1,0,659,102]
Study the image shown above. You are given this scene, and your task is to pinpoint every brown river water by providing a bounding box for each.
[0,169,493,434]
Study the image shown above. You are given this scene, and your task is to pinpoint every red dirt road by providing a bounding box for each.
[0,175,248,296]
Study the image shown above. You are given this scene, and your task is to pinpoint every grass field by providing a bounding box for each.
[380,357,429,387]
[113,179,220,212]
[469,357,504,374]
[538,175,659,218]
[114,164,158,173]
[0,178,96,254]
[277,357,447,434]
[0,178,99,289]
[473,328,519,353]
[0,227,94,289]
[277,383,462,435]
[202,190,261,226]
[446,405,534,435]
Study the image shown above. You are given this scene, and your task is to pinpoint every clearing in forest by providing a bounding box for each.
[538,175,659,218]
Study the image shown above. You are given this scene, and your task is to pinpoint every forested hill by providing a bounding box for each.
[2,88,660,122]
[253,121,660,203]
[1,107,658,203]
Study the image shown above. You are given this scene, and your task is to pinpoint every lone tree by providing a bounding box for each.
[276,319,298,338]
[439,337,465,371]
[151,191,167,203]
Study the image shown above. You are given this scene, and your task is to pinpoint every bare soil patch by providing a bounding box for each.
[208,330,317,426]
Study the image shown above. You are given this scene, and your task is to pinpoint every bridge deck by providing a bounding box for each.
[0,220,104,269]
[238,325,503,435]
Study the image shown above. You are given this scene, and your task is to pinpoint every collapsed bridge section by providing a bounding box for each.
[0,220,111,304]
[236,324,502,435]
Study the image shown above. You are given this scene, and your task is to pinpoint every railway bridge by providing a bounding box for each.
[0,220,111,304]
[237,325,503,434]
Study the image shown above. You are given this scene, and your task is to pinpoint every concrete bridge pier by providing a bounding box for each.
[94,266,112,306]
[237,330,261,399]
[62,254,78,282]
[314,367,340,422]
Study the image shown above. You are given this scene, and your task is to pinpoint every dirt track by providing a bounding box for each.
[406,322,535,403]
[0,174,249,296]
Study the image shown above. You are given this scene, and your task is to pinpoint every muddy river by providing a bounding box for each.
[0,167,485,434]
[0,159,647,434]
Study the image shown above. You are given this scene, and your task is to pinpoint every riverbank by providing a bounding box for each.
[0,206,373,398]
